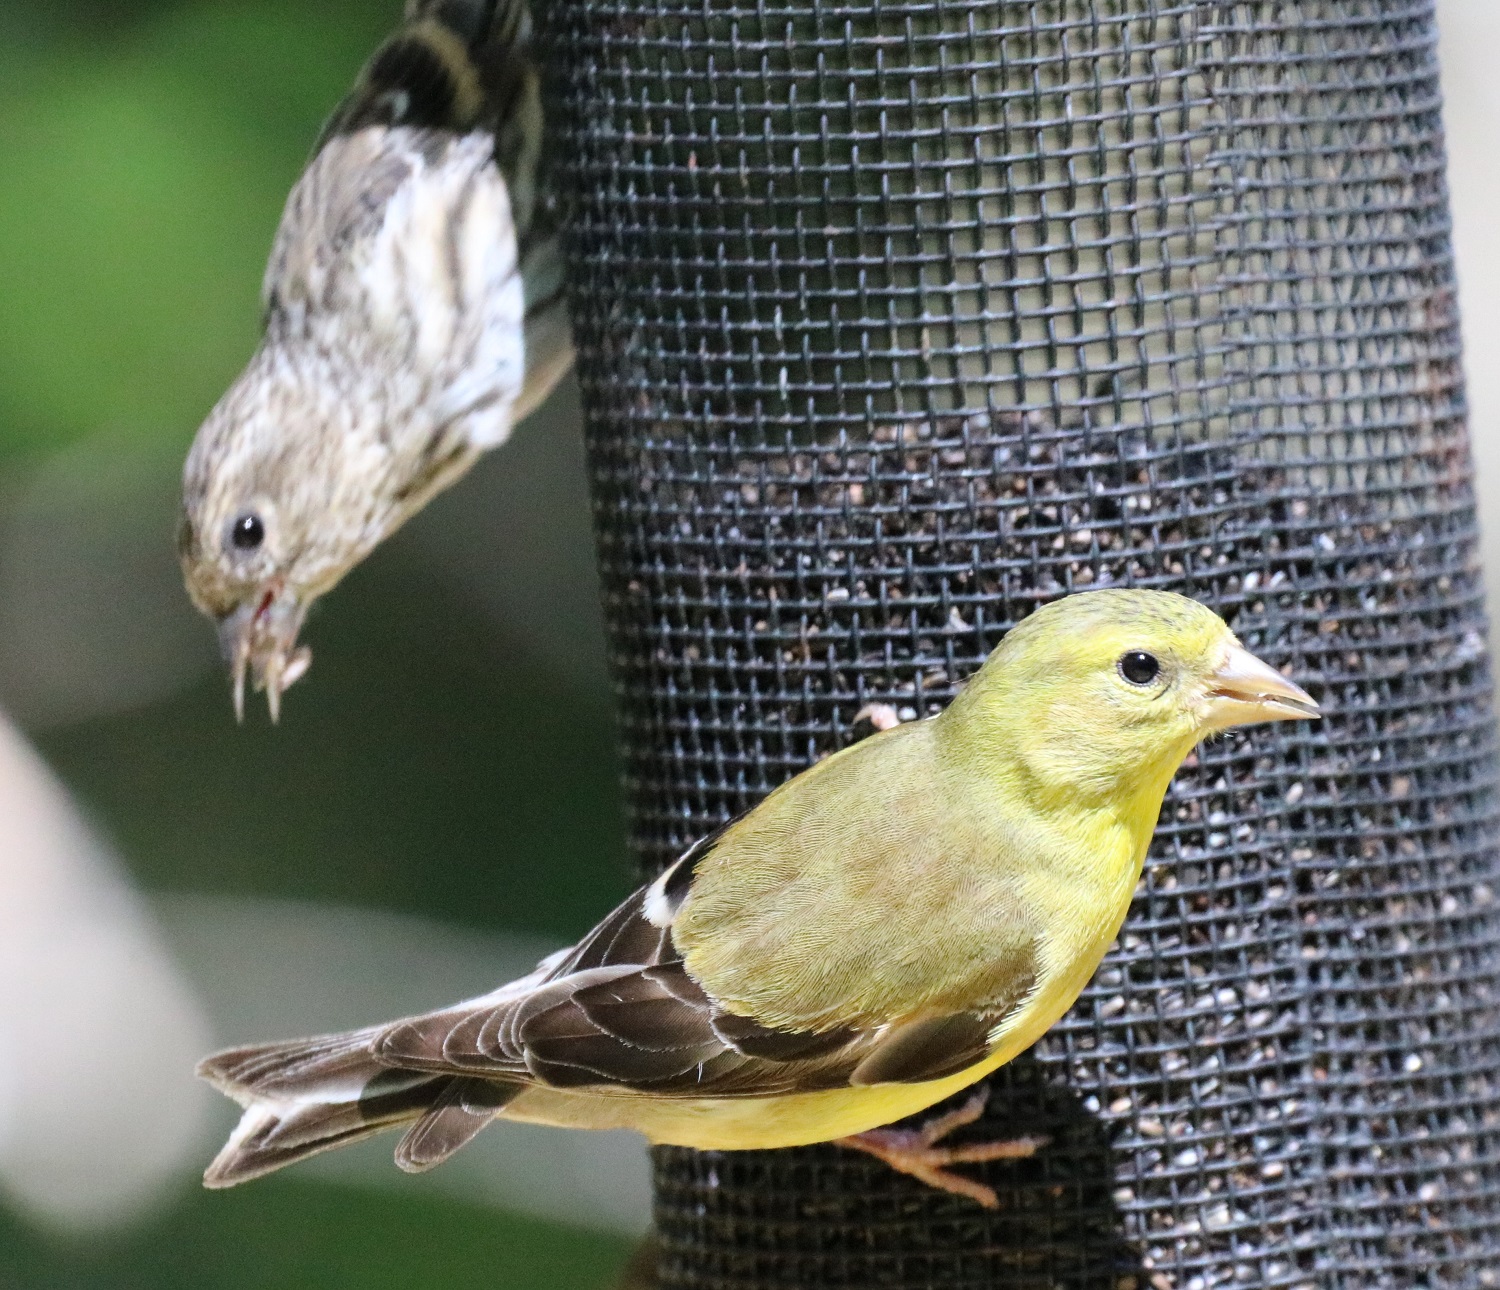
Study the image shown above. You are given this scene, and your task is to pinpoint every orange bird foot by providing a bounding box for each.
[836,1087,1048,1209]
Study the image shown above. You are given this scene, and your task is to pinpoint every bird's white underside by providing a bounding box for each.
[335,129,529,449]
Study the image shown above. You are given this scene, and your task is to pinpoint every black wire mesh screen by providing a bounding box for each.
[541,0,1500,1284]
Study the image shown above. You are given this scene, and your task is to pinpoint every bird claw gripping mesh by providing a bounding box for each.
[544,0,1500,1284]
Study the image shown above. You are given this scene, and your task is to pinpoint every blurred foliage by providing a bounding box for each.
[0,0,391,466]
[0,1178,633,1289]
[41,542,630,937]
[0,0,636,1284]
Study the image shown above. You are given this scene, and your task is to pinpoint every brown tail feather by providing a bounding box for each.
[197,1030,521,1188]
[198,1028,393,1102]
[394,1076,521,1172]
[203,1077,443,1188]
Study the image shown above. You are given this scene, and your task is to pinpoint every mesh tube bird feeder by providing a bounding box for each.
[542,0,1500,1284]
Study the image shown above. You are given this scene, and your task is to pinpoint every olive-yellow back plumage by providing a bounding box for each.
[197,589,1319,1189]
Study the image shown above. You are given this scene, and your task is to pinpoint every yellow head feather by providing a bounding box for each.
[942,588,1247,808]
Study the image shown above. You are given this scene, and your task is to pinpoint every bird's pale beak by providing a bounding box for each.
[217,583,312,724]
[1203,644,1321,730]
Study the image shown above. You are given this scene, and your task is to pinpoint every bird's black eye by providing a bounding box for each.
[1119,651,1161,686]
[229,513,265,552]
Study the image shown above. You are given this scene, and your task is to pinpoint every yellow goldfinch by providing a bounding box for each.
[178,0,570,721]
[197,589,1319,1205]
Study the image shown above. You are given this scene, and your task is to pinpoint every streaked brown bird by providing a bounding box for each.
[179,0,572,721]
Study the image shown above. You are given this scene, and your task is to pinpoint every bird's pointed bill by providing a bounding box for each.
[1204,644,1320,728]
[217,588,312,723]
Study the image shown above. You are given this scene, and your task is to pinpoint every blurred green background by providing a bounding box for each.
[0,1,639,1285]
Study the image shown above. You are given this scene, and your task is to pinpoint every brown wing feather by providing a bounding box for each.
[850,1013,996,1086]
[370,880,1022,1097]
[551,896,673,977]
